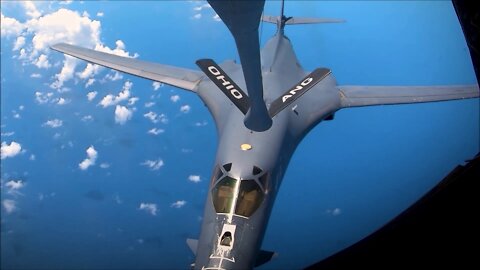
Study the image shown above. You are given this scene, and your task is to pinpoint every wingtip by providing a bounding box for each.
[50,42,70,51]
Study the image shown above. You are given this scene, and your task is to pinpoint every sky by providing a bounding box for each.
[1,1,479,270]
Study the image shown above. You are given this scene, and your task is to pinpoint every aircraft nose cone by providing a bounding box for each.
[243,104,273,132]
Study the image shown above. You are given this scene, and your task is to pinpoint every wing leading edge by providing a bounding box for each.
[338,85,479,108]
[50,43,204,92]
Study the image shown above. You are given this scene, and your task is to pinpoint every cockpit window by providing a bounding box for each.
[212,176,237,213]
[234,180,264,217]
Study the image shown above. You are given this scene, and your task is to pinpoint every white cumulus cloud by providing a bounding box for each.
[139,203,157,216]
[180,105,191,113]
[141,159,164,171]
[13,36,26,51]
[99,81,132,107]
[22,1,42,18]
[114,105,132,125]
[43,119,63,128]
[152,81,163,91]
[170,95,180,103]
[1,141,22,159]
[87,91,97,101]
[6,180,25,195]
[35,92,54,104]
[147,128,164,135]
[326,208,342,216]
[2,199,17,214]
[128,97,139,106]
[144,102,155,108]
[79,145,97,170]
[188,175,201,183]
[171,200,187,209]
[34,54,51,69]
[1,13,25,37]
[6,180,25,191]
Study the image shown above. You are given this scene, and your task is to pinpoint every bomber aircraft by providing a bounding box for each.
[51,1,479,269]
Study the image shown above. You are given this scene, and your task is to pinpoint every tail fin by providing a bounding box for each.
[262,0,345,29]
[262,15,345,25]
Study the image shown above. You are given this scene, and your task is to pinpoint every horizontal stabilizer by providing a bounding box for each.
[196,59,250,115]
[339,84,480,107]
[262,15,345,25]
[269,68,331,117]
[254,249,276,267]
[50,43,203,92]
[186,238,198,255]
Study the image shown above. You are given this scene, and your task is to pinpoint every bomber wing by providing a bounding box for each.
[50,43,203,92]
[338,85,479,107]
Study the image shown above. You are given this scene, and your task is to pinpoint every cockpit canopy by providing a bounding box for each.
[211,164,268,217]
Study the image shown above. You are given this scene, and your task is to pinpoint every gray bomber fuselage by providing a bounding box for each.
[193,31,341,270]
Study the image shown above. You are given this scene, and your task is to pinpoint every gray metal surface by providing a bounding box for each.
[338,85,480,107]
[50,43,203,92]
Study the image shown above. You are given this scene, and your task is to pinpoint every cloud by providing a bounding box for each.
[104,71,123,81]
[43,119,63,128]
[143,112,168,124]
[152,81,163,91]
[114,105,132,125]
[144,102,155,108]
[193,3,211,11]
[139,203,157,216]
[22,1,42,18]
[195,121,208,127]
[99,163,110,169]
[85,78,95,87]
[97,12,104,17]
[128,97,139,106]
[193,13,202,19]
[1,13,25,37]
[326,208,342,216]
[213,14,221,22]
[77,63,102,79]
[13,36,26,51]
[87,91,97,101]
[6,180,25,195]
[180,105,191,113]
[141,159,164,171]
[6,180,25,191]
[188,175,201,183]
[56,97,69,105]
[51,56,79,89]
[4,7,137,89]
[35,91,54,104]
[144,111,159,123]
[1,132,15,137]
[12,111,21,119]
[2,199,17,214]
[30,73,41,78]
[170,95,180,103]
[170,200,187,209]
[30,154,36,161]
[34,54,51,69]
[147,128,164,135]
[1,141,22,159]
[81,115,93,122]
[78,145,97,170]
[99,81,132,107]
